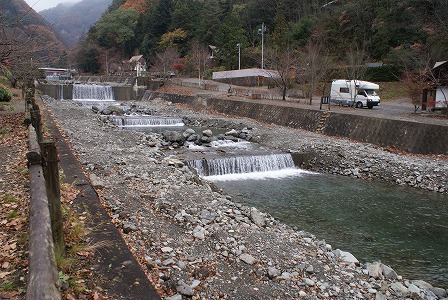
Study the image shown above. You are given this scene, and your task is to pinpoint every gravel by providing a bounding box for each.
[42,95,448,299]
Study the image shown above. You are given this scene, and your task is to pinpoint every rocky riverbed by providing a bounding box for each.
[42,95,448,299]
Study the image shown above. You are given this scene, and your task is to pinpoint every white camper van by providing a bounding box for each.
[330,80,380,109]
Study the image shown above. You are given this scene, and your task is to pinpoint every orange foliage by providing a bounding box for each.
[121,0,148,13]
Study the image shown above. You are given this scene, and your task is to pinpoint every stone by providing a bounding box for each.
[176,280,194,296]
[390,282,408,295]
[193,226,206,240]
[267,267,280,279]
[161,247,173,253]
[407,284,420,294]
[239,253,256,265]
[367,262,382,279]
[102,106,124,116]
[381,264,398,280]
[202,129,213,137]
[303,278,315,286]
[334,249,359,264]
[249,207,266,227]
[89,173,104,189]
[428,287,447,298]
[165,294,182,300]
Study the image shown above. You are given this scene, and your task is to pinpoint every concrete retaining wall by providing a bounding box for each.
[145,91,448,155]
[36,83,140,101]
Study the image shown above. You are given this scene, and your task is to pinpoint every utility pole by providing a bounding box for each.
[258,23,266,69]
[237,43,241,70]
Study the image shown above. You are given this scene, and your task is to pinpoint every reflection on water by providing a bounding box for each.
[214,173,448,288]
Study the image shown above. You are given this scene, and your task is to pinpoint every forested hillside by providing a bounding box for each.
[78,0,448,76]
[0,0,66,81]
[39,0,112,48]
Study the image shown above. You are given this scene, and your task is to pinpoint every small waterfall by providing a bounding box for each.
[72,84,115,101]
[110,116,184,127]
[187,153,295,176]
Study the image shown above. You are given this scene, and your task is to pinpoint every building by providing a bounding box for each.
[422,61,448,111]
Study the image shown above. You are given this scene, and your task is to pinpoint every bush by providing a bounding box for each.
[0,85,12,102]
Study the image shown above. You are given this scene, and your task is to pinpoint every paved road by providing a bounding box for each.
[172,78,447,127]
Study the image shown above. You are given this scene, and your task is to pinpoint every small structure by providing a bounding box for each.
[39,68,74,80]
[124,55,147,76]
[422,61,448,111]
[212,68,280,87]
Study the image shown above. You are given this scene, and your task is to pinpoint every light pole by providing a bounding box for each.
[237,43,241,70]
[258,23,266,69]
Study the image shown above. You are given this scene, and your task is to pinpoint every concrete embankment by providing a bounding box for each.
[143,91,448,155]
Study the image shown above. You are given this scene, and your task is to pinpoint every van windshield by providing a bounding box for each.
[365,89,378,96]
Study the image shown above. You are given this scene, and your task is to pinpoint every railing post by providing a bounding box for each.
[41,141,65,255]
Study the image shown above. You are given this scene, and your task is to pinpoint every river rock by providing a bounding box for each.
[367,262,382,278]
[102,105,124,116]
[334,249,359,265]
[381,264,398,280]
[89,173,104,189]
[268,267,280,279]
[202,129,213,137]
[249,207,266,227]
[239,253,256,265]
[176,280,194,296]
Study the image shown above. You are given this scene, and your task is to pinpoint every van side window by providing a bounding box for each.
[340,87,349,93]
[358,90,366,96]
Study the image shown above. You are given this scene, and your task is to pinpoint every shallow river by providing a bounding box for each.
[213,172,448,289]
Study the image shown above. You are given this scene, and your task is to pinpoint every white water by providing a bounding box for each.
[187,153,312,180]
[206,168,314,181]
[111,116,184,127]
[72,84,115,101]
[187,140,251,150]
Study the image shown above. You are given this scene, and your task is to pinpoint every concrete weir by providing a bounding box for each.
[145,91,448,155]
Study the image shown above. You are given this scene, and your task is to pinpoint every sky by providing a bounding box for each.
[24,0,81,12]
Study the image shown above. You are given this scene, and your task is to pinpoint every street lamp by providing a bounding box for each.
[237,43,241,70]
[258,23,266,69]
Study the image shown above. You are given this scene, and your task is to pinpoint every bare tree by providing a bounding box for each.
[297,38,334,105]
[150,48,180,78]
[191,40,210,85]
[344,42,367,107]
[263,45,298,100]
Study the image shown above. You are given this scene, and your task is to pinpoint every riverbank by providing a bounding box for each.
[42,95,447,299]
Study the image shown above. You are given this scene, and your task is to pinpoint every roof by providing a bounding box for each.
[433,61,447,69]
[129,55,144,63]
[212,68,280,80]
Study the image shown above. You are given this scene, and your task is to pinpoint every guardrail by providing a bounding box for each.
[25,85,62,300]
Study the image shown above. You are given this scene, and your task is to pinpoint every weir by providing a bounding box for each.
[72,84,115,101]
[187,153,296,176]
[110,116,184,127]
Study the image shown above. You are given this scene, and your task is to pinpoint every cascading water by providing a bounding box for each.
[72,84,115,101]
[110,116,184,127]
[187,153,310,180]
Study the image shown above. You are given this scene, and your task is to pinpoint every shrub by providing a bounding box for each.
[0,84,12,102]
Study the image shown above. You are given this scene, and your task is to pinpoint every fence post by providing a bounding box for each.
[41,141,65,255]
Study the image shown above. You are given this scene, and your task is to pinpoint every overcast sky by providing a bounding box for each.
[24,0,81,12]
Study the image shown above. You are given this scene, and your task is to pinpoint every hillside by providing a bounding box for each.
[0,0,66,75]
[39,0,112,48]
[78,0,448,76]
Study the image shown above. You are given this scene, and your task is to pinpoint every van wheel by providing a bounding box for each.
[355,102,363,108]
[367,104,373,109]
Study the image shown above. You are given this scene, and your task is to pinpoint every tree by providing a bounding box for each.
[264,45,298,101]
[150,48,180,77]
[297,30,334,105]
[96,8,139,57]
[158,28,188,54]
[190,40,210,84]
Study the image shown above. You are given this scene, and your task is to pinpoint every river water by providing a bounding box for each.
[213,172,448,289]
